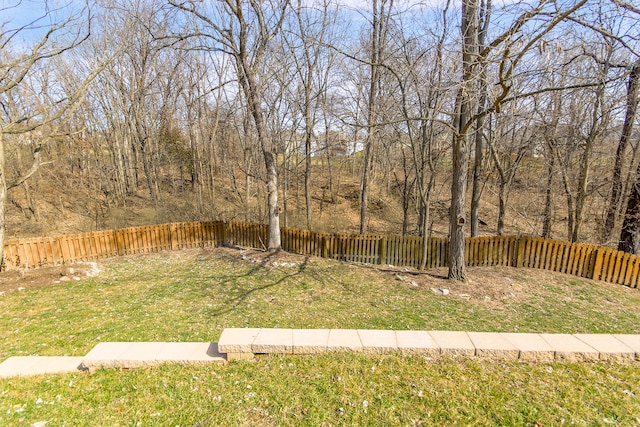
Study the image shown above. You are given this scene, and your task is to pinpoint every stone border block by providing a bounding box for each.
[503,333,555,361]
[358,330,398,354]
[252,328,293,354]
[396,330,440,356]
[156,342,223,362]
[0,357,84,378]
[574,334,635,362]
[613,335,640,360]
[293,329,330,354]
[428,331,475,357]
[468,332,519,360]
[327,329,363,352]
[218,328,261,354]
[540,334,599,362]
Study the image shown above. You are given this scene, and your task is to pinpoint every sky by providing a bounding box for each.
[2,0,91,50]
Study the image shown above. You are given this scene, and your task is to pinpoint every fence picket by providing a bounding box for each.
[2,221,640,288]
[630,257,640,288]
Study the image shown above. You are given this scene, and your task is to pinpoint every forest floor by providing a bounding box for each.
[6,156,609,245]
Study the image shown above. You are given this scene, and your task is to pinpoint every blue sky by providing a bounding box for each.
[2,0,89,48]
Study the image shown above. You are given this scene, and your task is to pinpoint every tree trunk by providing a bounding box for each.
[0,132,6,269]
[419,173,435,270]
[470,117,484,237]
[141,145,159,203]
[282,152,288,229]
[604,62,640,242]
[449,128,471,281]
[542,148,554,238]
[448,0,478,281]
[241,68,281,249]
[560,170,574,241]
[619,170,640,253]
[264,149,281,249]
[360,0,391,234]
[497,181,506,236]
[305,132,312,230]
[360,139,372,234]
[469,11,490,237]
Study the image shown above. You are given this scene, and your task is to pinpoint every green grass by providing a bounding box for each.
[2,248,640,359]
[1,248,640,425]
[1,355,639,426]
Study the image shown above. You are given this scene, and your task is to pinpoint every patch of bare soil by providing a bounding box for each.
[224,247,312,268]
[0,263,102,294]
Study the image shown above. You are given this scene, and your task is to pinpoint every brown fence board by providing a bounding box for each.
[3,221,640,289]
[631,257,640,288]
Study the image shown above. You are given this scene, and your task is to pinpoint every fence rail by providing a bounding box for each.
[3,221,639,288]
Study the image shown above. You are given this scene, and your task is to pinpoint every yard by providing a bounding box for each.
[1,247,639,425]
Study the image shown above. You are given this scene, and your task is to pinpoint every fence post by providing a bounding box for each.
[115,230,125,256]
[322,235,328,258]
[380,237,386,265]
[60,235,72,262]
[591,247,605,280]
[516,236,525,268]
[0,245,6,271]
[220,221,227,246]
[170,224,178,251]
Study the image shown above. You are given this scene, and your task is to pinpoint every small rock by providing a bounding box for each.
[409,281,419,287]
[59,276,71,282]
[394,273,408,281]
[430,288,450,295]
[273,261,298,268]
[31,422,48,427]
[87,262,102,277]
[73,277,81,281]
[459,293,471,299]
[483,295,491,301]
[17,287,25,291]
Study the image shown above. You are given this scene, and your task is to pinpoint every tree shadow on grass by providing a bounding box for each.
[357,262,449,280]
[205,251,311,318]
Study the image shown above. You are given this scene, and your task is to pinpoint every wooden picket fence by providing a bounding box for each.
[3,221,640,288]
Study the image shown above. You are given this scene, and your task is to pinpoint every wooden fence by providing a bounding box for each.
[3,221,639,288]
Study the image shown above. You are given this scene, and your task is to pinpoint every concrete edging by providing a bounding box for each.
[219,328,640,362]
[2,328,639,378]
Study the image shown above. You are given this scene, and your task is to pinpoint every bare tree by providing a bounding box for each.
[469,0,491,237]
[448,0,588,280]
[170,0,290,250]
[603,61,640,243]
[0,1,113,266]
[355,0,393,234]
[487,109,535,235]
[284,1,336,230]
[448,0,479,281]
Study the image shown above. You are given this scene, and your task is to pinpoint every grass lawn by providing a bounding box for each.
[1,247,640,425]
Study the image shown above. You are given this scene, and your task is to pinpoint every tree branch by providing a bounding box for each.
[7,146,55,190]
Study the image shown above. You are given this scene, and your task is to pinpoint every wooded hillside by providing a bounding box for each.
[2,0,639,279]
